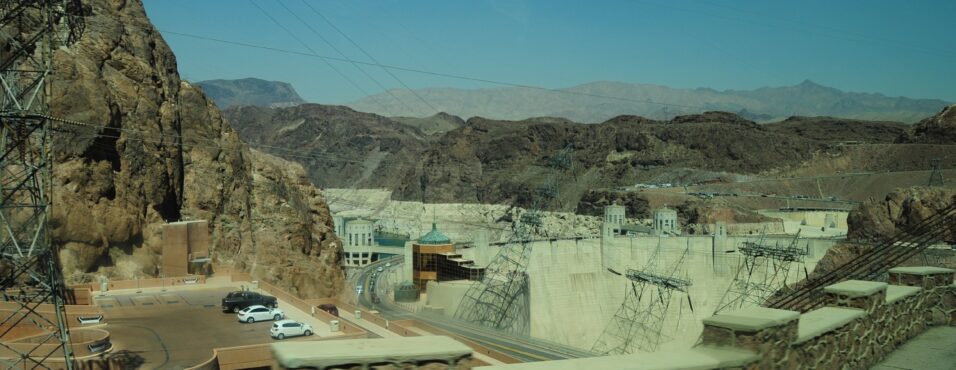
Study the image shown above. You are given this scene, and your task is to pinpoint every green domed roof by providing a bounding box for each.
[419,223,451,245]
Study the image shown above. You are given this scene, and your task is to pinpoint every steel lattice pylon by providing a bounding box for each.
[591,241,693,355]
[713,232,807,314]
[454,144,573,335]
[1,1,83,368]
[928,158,944,186]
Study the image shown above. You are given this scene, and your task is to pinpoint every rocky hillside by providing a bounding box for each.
[195,77,306,109]
[347,80,949,123]
[398,112,825,208]
[228,106,854,210]
[898,104,956,144]
[810,187,956,277]
[846,187,956,243]
[223,104,431,192]
[46,0,342,298]
[392,112,466,135]
[763,116,908,143]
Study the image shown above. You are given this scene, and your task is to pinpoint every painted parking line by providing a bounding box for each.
[160,293,183,305]
[132,295,161,306]
[95,297,120,309]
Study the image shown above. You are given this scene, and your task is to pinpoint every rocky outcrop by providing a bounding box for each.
[227,107,845,209]
[765,116,908,143]
[847,187,956,243]
[47,0,342,297]
[195,78,306,109]
[223,104,431,192]
[899,104,956,144]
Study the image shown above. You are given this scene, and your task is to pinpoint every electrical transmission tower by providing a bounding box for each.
[714,232,807,314]
[928,158,944,186]
[591,241,693,355]
[454,144,573,335]
[1,1,84,368]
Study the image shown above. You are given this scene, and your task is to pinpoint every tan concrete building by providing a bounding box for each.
[161,220,209,276]
[412,223,484,292]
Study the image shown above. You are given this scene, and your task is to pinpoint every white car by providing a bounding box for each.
[385,262,391,267]
[237,305,284,323]
[271,319,314,340]
[376,266,384,272]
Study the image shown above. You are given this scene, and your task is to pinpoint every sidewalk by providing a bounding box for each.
[871,326,956,370]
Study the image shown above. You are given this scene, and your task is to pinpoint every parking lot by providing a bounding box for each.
[98,285,335,369]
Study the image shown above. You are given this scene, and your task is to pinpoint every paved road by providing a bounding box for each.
[354,256,593,362]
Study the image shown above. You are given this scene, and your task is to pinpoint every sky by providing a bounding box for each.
[142,0,956,105]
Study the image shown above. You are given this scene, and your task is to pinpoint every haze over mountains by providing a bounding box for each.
[196,78,949,123]
[348,80,949,123]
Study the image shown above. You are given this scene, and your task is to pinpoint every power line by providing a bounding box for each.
[246,0,376,109]
[143,27,709,111]
[298,0,440,115]
[274,0,422,114]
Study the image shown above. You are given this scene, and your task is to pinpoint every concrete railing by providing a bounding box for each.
[0,327,111,365]
[0,302,103,330]
[184,333,370,370]
[70,275,207,292]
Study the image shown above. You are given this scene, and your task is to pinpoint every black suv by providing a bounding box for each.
[221,291,278,313]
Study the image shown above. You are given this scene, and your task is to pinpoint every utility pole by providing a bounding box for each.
[1,1,84,368]
[455,144,573,335]
[928,158,944,186]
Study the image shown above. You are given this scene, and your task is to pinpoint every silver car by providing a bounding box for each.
[271,319,314,340]
[237,305,284,323]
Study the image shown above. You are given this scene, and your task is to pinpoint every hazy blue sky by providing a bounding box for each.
[143,0,956,104]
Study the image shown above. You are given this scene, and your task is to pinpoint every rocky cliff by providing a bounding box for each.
[47,0,342,297]
[846,187,956,243]
[811,187,956,276]
[899,104,956,144]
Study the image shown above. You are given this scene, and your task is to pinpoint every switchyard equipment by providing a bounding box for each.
[454,144,573,335]
[1,1,84,368]
[591,241,694,355]
[714,231,807,314]
[769,202,956,312]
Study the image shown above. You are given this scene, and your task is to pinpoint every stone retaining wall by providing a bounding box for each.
[699,266,955,370]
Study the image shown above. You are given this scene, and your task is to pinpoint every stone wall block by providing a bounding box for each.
[888,267,955,290]
[701,325,735,347]
[823,280,887,314]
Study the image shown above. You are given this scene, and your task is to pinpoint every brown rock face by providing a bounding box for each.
[847,187,956,243]
[899,104,956,144]
[46,0,342,297]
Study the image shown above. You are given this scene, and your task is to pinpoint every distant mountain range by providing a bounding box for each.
[195,78,305,109]
[347,80,950,123]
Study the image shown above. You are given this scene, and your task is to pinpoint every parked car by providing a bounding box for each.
[221,291,278,313]
[271,319,314,340]
[237,305,284,323]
